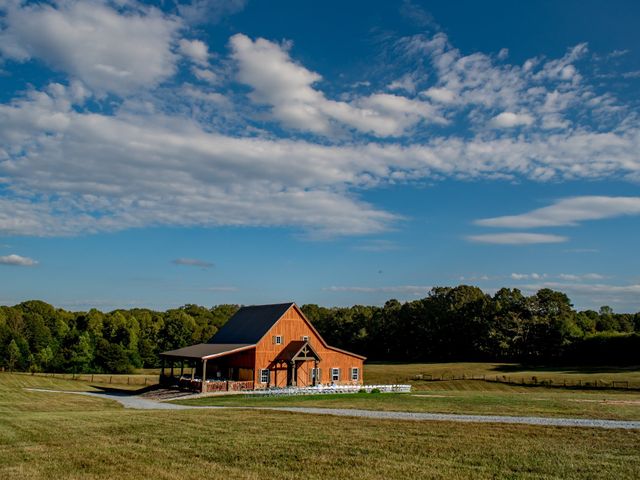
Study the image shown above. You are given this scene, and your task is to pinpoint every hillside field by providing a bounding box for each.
[1,368,640,479]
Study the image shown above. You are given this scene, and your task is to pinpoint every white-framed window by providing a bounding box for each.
[301,335,309,341]
[260,369,270,384]
[351,367,360,381]
[273,335,283,345]
[331,368,340,382]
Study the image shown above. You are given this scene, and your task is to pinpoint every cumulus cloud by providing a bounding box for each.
[467,233,568,245]
[1,26,640,240]
[0,254,38,266]
[490,111,534,128]
[179,39,209,65]
[0,0,181,95]
[229,33,446,137]
[476,197,640,228]
[172,258,214,268]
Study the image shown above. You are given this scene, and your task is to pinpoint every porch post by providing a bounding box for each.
[180,360,184,377]
[313,360,318,386]
[191,360,195,380]
[201,359,207,393]
[160,358,165,384]
[170,361,174,378]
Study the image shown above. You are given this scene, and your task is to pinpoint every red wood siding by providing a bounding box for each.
[253,305,364,388]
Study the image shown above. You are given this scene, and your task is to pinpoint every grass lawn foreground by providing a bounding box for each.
[0,371,639,479]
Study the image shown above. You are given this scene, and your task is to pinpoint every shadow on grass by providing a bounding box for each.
[91,384,160,395]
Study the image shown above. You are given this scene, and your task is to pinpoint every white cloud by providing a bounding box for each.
[557,273,605,281]
[325,285,431,295]
[388,74,417,93]
[191,67,218,84]
[519,282,640,310]
[0,254,38,266]
[0,0,181,95]
[172,258,214,268]
[510,272,603,281]
[2,83,640,238]
[511,273,546,280]
[467,233,568,245]
[229,33,446,137]
[421,87,456,104]
[476,196,640,228]
[490,111,534,128]
[179,39,209,65]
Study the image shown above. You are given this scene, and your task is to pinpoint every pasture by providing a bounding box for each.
[1,368,639,479]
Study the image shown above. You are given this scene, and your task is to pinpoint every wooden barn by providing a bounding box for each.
[159,302,365,392]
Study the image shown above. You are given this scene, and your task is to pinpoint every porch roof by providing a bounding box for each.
[160,343,255,360]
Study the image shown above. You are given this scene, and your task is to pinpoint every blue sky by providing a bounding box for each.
[1,0,640,312]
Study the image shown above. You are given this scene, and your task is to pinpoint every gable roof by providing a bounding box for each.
[208,302,294,344]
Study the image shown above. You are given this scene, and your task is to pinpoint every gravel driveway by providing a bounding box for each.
[26,388,640,430]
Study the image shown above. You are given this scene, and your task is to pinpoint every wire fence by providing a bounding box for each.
[411,373,640,390]
[25,372,158,387]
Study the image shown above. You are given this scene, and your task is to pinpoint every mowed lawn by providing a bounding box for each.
[363,362,640,387]
[1,373,639,479]
[180,362,640,421]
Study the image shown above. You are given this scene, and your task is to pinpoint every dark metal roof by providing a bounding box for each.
[208,302,294,344]
[160,343,254,360]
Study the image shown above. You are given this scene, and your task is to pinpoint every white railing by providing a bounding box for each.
[250,384,411,396]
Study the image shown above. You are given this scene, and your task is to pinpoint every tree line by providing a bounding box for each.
[1,286,638,373]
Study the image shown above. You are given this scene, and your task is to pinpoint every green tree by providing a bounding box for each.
[7,339,21,371]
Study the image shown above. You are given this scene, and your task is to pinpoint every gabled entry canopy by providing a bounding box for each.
[275,340,322,363]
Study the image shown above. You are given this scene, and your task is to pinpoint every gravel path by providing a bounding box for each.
[26,388,640,430]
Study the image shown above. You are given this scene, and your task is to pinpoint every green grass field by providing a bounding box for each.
[1,369,640,479]
[363,362,640,388]
[176,388,640,421]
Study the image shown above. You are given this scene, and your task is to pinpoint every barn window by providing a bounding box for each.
[331,368,340,382]
[301,335,309,341]
[260,369,270,384]
[351,368,360,381]
[273,335,283,345]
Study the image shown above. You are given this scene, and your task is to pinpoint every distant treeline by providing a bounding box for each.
[1,286,638,373]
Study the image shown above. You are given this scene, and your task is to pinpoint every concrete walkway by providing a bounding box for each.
[26,388,640,430]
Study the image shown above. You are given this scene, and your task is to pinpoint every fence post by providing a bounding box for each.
[110,376,112,384]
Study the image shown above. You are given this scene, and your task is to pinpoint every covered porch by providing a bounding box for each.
[269,340,322,388]
[159,343,256,393]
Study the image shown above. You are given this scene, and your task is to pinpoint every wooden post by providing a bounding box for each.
[170,361,174,378]
[313,360,318,386]
[201,359,207,393]
[191,360,195,380]
[180,360,184,378]
[160,358,165,384]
